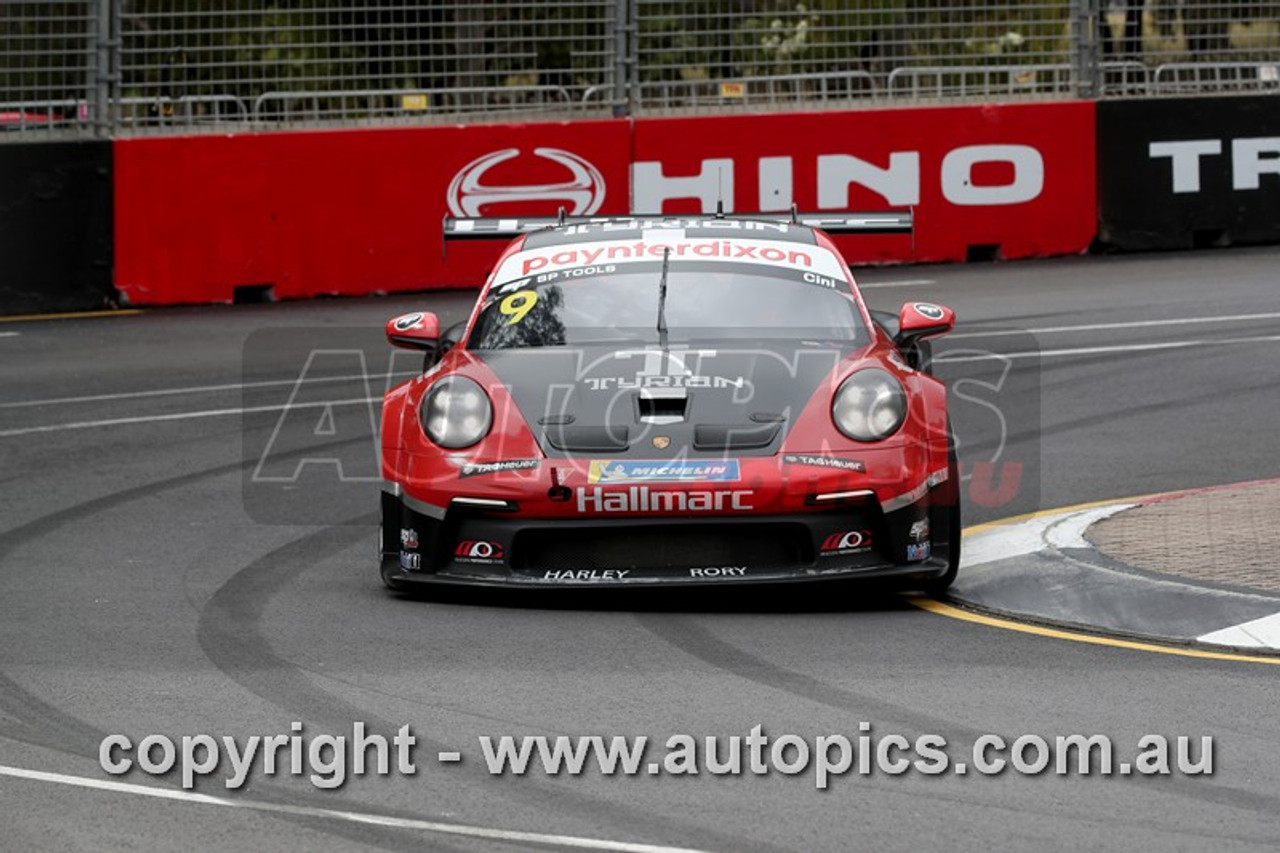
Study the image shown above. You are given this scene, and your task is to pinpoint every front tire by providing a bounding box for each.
[380,557,408,591]
[922,431,961,597]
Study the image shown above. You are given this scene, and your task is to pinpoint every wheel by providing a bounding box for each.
[380,557,408,591]
[922,428,961,597]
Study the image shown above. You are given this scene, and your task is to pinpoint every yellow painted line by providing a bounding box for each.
[915,486,1280,666]
[908,597,1280,666]
[0,309,144,323]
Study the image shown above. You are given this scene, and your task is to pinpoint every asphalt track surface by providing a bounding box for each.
[2,247,1279,852]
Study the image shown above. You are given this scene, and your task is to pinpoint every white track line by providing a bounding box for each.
[0,370,418,411]
[937,333,1280,363]
[1042,505,1135,550]
[0,398,381,439]
[950,311,1280,340]
[1198,612,1280,650]
[0,331,18,338]
[0,764,707,853]
[962,504,1133,569]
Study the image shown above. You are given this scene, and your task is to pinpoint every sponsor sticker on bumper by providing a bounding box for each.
[783,454,866,473]
[587,459,740,483]
[906,542,931,562]
[459,459,540,478]
[543,569,631,581]
[455,540,505,564]
[820,530,874,556]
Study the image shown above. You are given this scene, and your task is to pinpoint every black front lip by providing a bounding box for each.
[383,559,950,589]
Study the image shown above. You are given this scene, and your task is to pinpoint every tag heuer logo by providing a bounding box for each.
[652,436,671,449]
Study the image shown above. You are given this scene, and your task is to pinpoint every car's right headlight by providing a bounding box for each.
[832,368,907,442]
[420,376,492,449]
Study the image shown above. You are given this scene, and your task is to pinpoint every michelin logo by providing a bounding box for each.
[588,460,739,483]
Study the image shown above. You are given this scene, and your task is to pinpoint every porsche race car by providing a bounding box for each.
[379,211,960,594]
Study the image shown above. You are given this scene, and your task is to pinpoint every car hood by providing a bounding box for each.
[475,342,861,459]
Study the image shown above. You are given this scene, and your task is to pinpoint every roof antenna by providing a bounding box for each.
[656,247,670,350]
[715,167,726,219]
[790,203,798,224]
[557,205,567,226]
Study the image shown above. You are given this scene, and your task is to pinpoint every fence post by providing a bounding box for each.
[1070,0,1103,98]
[612,0,631,117]
[90,0,116,136]
[627,0,639,114]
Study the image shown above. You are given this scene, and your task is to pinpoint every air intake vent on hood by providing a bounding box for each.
[545,425,630,453]
[638,388,687,424]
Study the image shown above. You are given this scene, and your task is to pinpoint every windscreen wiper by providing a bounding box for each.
[657,247,670,349]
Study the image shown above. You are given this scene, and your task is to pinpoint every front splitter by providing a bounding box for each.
[382,557,950,590]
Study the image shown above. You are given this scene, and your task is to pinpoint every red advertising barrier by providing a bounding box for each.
[114,102,1095,305]
[632,102,1097,264]
[114,121,631,305]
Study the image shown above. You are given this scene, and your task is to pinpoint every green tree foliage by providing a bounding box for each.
[636,1,1073,83]
[0,3,96,106]
[117,1,614,100]
[5,1,1279,111]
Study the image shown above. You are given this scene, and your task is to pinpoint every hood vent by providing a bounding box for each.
[545,425,630,453]
[693,423,780,451]
[637,388,688,425]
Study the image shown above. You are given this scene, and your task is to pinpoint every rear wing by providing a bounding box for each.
[442,208,912,242]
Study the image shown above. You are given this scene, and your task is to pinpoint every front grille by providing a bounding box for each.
[512,523,813,573]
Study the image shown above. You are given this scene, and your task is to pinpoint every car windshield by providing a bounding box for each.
[468,261,864,349]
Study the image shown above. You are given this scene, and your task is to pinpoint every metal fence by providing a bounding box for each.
[3,1,1279,136]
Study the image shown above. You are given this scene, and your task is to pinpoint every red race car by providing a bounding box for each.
[379,211,959,594]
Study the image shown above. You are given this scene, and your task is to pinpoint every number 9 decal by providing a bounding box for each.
[499,291,538,325]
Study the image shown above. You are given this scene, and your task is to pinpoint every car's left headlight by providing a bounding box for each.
[832,368,907,442]
[420,376,492,448]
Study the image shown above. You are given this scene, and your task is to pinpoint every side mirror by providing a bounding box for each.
[894,301,954,348]
[386,311,440,350]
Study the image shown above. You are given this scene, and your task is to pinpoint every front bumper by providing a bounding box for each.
[380,478,954,590]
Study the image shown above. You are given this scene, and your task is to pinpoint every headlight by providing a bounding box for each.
[832,368,907,442]
[420,376,492,448]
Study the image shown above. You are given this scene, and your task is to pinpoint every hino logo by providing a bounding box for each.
[632,145,1045,212]
[447,147,606,217]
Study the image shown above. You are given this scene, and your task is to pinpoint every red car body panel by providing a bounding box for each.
[378,214,958,590]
